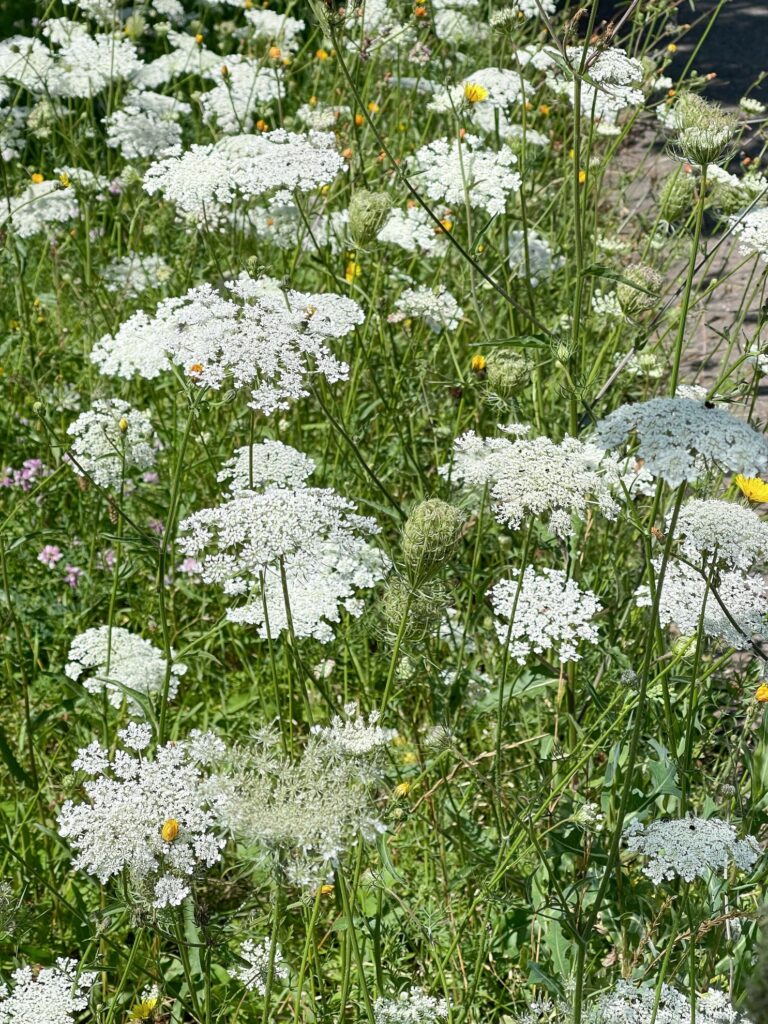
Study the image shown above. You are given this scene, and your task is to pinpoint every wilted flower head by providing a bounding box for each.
[624,815,760,884]
[443,428,620,538]
[490,567,602,664]
[593,397,768,486]
[57,730,227,909]
[92,273,363,414]
[66,399,157,489]
[0,957,97,1024]
[65,625,187,714]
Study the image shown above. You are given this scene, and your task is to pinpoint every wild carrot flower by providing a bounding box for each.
[624,816,760,884]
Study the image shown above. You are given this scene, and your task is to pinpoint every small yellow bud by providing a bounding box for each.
[667,43,678,53]
[268,45,281,59]
[756,684,768,703]
[31,172,44,184]
[315,48,330,60]
[194,32,204,44]
[320,883,334,895]
[118,417,129,432]
[161,818,180,842]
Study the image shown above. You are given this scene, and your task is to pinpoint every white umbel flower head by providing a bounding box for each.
[312,703,397,757]
[377,202,451,256]
[394,286,463,332]
[57,731,227,909]
[623,816,760,884]
[199,57,284,134]
[594,980,753,1024]
[731,207,768,264]
[4,179,79,238]
[373,987,449,1024]
[143,130,344,225]
[410,134,521,217]
[593,397,768,486]
[636,557,768,649]
[490,567,602,664]
[91,273,362,414]
[443,429,620,538]
[179,444,386,642]
[429,67,525,136]
[65,626,187,714]
[508,230,564,286]
[66,399,157,488]
[673,498,768,571]
[231,939,288,994]
[0,958,97,1024]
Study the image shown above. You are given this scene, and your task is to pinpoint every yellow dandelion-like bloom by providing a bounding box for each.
[471,354,487,372]
[269,46,282,59]
[393,781,411,799]
[31,172,44,184]
[194,33,204,44]
[756,683,768,703]
[161,818,180,842]
[667,43,678,53]
[345,260,361,283]
[735,475,768,503]
[578,169,587,184]
[128,994,158,1021]
[320,883,334,895]
[464,82,489,104]
[315,48,330,60]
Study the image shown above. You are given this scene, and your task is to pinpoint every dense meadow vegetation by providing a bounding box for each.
[2,0,768,1020]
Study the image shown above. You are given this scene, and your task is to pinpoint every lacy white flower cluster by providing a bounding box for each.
[624,816,760,884]
[377,202,451,257]
[199,57,284,134]
[213,710,392,889]
[593,981,753,1024]
[92,273,362,414]
[104,89,189,160]
[394,286,463,332]
[0,957,96,1024]
[429,67,525,136]
[489,567,602,664]
[66,399,157,488]
[244,8,305,51]
[102,252,172,296]
[373,987,448,1024]
[508,230,564,286]
[57,730,226,909]
[444,429,619,538]
[143,130,344,226]
[312,703,397,758]
[0,23,139,98]
[3,179,79,238]
[179,441,386,642]
[244,202,348,255]
[410,135,521,217]
[231,939,288,995]
[673,498,768,571]
[544,45,644,134]
[731,207,768,263]
[594,397,768,486]
[636,557,768,649]
[65,625,187,713]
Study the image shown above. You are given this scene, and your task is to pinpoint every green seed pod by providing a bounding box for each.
[348,190,392,247]
[616,263,663,318]
[381,577,447,643]
[658,168,696,221]
[673,94,736,166]
[403,499,464,579]
[485,350,531,398]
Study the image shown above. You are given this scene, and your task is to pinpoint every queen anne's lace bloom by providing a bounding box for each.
[636,558,768,649]
[66,399,157,488]
[429,67,525,136]
[0,958,96,1024]
[443,428,619,538]
[593,981,753,1024]
[410,134,521,216]
[218,440,316,493]
[394,286,463,331]
[65,626,187,713]
[312,704,396,757]
[179,442,386,642]
[624,816,760,884]
[544,45,644,133]
[199,58,284,134]
[3,179,79,237]
[232,939,288,994]
[731,207,768,263]
[490,567,602,664]
[377,202,451,256]
[373,988,449,1024]
[92,273,362,414]
[143,131,344,225]
[508,230,564,286]
[104,90,188,159]
[594,397,768,486]
[57,731,227,908]
[673,498,768,570]
[244,8,305,50]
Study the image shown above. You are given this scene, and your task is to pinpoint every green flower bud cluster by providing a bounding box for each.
[348,190,392,247]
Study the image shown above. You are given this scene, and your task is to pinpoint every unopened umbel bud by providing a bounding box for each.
[616,263,663,318]
[673,94,736,166]
[348,190,392,247]
[381,577,447,643]
[658,168,696,221]
[485,351,531,398]
[403,499,464,579]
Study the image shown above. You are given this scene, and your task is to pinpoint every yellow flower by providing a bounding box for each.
[367,101,380,113]
[393,781,411,798]
[464,82,489,104]
[269,45,282,59]
[735,475,768,503]
[538,104,550,116]
[31,172,44,184]
[578,169,587,184]
[402,751,418,766]
[756,683,768,703]
[345,260,361,283]
[189,362,204,376]
[354,113,364,126]
[128,994,158,1021]
[255,119,268,132]
[320,883,334,896]
[315,48,330,60]
[161,818,180,842]
[194,32,204,44]
[470,354,487,373]
[118,417,129,433]
[667,43,678,53]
